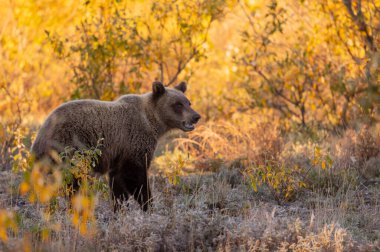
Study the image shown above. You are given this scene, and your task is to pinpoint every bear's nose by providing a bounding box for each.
[192,114,201,124]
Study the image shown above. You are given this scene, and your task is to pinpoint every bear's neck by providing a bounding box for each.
[143,97,168,139]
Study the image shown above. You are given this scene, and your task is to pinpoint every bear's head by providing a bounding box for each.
[152,81,201,132]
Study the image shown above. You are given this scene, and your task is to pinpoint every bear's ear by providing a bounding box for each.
[152,81,165,98]
[174,81,187,93]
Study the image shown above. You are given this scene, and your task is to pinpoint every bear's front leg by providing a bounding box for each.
[109,170,131,212]
[124,167,152,212]
[110,161,153,212]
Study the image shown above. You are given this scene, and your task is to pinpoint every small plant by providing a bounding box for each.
[312,146,334,170]
[11,127,34,173]
[245,162,307,203]
[18,158,63,241]
[18,139,105,239]
[20,160,62,204]
[60,139,104,197]
[155,148,194,185]
[59,139,104,236]
[0,209,18,242]
[71,191,97,236]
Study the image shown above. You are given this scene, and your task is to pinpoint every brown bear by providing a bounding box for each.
[31,81,201,211]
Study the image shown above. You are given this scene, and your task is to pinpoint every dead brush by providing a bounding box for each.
[175,113,283,170]
[0,124,32,171]
[173,114,311,204]
[333,125,380,180]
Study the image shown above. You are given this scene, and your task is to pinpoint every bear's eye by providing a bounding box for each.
[175,102,183,108]
[173,102,183,113]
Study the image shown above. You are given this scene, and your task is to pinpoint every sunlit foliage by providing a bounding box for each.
[48,0,230,99]
[233,0,379,128]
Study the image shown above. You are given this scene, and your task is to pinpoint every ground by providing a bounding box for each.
[0,165,379,251]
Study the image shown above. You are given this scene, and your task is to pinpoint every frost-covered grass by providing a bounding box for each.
[0,167,379,251]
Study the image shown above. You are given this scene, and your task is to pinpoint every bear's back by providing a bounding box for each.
[31,97,143,161]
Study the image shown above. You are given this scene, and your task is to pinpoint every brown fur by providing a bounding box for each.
[31,82,200,211]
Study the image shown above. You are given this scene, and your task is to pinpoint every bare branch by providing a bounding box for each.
[343,0,377,52]
[328,9,363,64]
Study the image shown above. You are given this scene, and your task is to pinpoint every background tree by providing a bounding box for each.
[234,0,379,129]
[48,0,228,100]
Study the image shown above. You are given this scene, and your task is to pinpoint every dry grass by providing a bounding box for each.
[174,112,283,171]
[0,119,379,251]
[0,167,379,251]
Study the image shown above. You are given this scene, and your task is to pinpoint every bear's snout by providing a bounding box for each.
[192,113,201,124]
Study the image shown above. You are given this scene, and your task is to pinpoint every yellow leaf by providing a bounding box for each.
[321,160,326,170]
[39,189,52,203]
[251,180,258,192]
[20,182,30,195]
[41,229,49,242]
[0,229,8,241]
[79,223,87,235]
[29,194,36,203]
[72,213,80,226]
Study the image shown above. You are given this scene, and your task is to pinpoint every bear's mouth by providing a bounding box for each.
[181,121,195,132]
